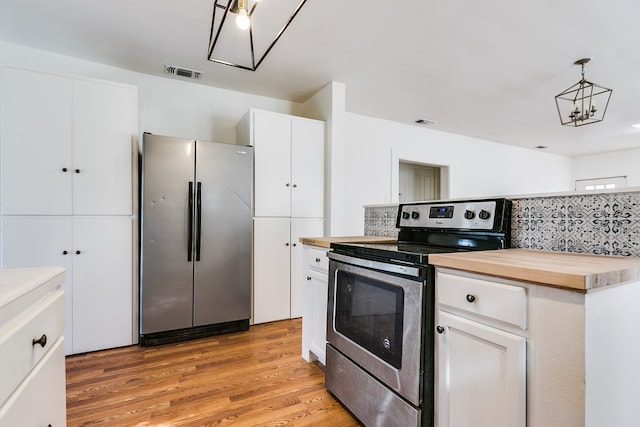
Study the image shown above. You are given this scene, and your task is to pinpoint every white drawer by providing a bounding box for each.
[0,337,67,426]
[307,247,329,273]
[437,272,527,329]
[0,290,65,407]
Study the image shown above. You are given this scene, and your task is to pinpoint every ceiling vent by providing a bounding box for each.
[164,64,203,80]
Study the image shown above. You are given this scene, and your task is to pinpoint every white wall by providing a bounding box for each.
[337,113,574,234]
[573,148,640,189]
[0,41,296,145]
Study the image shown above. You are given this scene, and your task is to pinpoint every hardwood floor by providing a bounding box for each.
[66,319,361,426]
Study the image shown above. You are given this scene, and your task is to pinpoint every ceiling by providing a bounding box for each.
[1,0,639,157]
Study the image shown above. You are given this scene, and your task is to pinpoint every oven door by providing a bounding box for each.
[327,253,427,406]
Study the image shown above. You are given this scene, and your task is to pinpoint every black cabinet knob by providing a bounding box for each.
[293,184,297,188]
[436,326,445,334]
[466,294,476,303]
[307,276,312,281]
[62,167,68,172]
[75,168,81,173]
[75,250,82,255]
[32,334,47,347]
[286,183,290,187]
[315,257,321,263]
[62,250,68,255]
[285,243,290,246]
[292,243,297,247]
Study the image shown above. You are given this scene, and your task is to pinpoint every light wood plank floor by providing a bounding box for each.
[66,318,361,426]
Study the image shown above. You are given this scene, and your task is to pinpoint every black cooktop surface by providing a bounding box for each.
[330,241,467,266]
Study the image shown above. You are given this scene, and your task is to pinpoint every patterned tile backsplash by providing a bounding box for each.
[364,191,640,257]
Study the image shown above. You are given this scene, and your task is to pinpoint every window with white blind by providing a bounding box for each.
[575,176,627,191]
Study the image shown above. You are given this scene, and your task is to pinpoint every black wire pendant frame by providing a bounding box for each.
[207,0,309,71]
[554,58,613,127]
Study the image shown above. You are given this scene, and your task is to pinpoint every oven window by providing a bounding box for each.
[334,270,404,368]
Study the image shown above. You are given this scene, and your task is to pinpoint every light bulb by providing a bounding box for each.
[236,8,250,30]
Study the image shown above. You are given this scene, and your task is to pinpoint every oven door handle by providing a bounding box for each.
[328,252,422,278]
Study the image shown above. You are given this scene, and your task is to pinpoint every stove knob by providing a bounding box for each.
[411,211,420,220]
[479,210,491,220]
[402,211,410,220]
[464,210,475,220]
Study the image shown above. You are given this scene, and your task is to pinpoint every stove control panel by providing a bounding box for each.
[397,199,504,230]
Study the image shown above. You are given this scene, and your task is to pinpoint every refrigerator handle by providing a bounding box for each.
[196,181,202,261]
[188,181,194,262]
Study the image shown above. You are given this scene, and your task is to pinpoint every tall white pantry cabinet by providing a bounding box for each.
[0,67,137,355]
[237,109,325,324]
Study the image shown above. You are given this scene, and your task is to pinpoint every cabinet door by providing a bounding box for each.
[72,217,133,353]
[0,68,72,215]
[290,218,323,318]
[291,118,324,218]
[1,217,74,355]
[253,218,291,324]
[73,80,135,215]
[253,111,291,217]
[436,311,526,427]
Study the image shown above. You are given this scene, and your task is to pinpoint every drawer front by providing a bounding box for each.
[0,337,67,426]
[306,247,329,272]
[0,290,65,407]
[437,271,527,329]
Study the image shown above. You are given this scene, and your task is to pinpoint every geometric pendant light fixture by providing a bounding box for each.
[207,0,310,71]
[554,57,613,127]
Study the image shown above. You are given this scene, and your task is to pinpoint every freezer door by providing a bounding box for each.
[193,141,253,326]
[140,134,196,334]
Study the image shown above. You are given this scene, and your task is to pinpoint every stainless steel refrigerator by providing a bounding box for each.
[139,133,253,346]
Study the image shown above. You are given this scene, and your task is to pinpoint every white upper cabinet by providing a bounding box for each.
[0,67,135,216]
[1,69,73,215]
[238,109,325,218]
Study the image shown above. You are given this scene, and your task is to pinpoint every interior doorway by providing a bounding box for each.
[399,161,444,202]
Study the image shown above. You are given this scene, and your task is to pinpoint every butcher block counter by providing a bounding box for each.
[299,235,396,248]
[429,248,640,292]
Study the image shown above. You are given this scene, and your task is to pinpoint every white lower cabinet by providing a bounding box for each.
[301,245,329,364]
[435,270,526,427]
[0,267,67,426]
[436,312,526,427]
[253,218,323,324]
[1,216,133,354]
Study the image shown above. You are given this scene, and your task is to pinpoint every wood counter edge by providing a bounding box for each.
[299,236,397,249]
[429,249,640,292]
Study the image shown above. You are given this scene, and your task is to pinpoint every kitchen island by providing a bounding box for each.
[429,249,640,427]
[299,236,396,364]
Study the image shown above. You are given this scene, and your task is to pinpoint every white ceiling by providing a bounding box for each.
[1,0,639,157]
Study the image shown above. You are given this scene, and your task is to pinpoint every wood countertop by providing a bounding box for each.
[299,236,397,249]
[429,249,640,292]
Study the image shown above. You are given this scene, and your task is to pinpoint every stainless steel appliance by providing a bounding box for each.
[139,133,253,346]
[326,198,512,427]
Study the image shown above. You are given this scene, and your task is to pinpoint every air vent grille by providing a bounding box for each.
[164,64,203,80]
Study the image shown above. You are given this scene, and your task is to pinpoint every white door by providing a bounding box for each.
[253,218,291,323]
[72,217,133,353]
[253,112,291,217]
[1,216,74,354]
[0,68,72,215]
[290,118,324,218]
[72,80,135,215]
[436,311,526,427]
[290,218,323,318]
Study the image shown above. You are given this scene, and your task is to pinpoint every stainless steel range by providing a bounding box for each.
[326,198,512,427]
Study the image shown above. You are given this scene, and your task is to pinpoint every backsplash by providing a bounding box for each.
[364,190,640,257]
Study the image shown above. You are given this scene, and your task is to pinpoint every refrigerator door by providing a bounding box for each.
[141,134,196,334]
[193,141,253,326]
